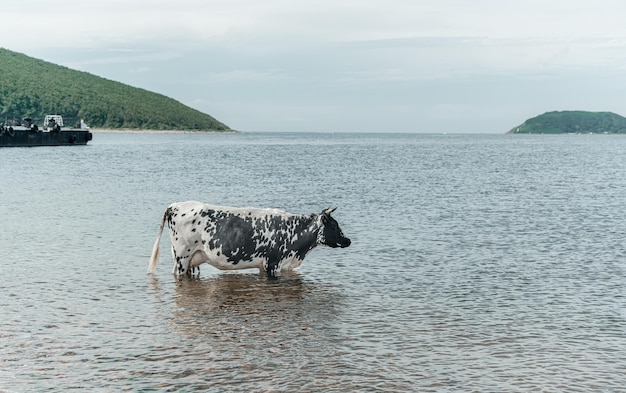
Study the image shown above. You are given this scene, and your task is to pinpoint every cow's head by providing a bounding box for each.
[317,208,351,248]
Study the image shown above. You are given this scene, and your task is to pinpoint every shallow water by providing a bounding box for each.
[1,132,626,391]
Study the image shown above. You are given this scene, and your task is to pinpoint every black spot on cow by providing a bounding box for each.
[209,214,256,264]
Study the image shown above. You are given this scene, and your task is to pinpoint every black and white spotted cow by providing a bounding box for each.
[148,201,351,278]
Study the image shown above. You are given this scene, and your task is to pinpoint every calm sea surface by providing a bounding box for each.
[1,132,626,391]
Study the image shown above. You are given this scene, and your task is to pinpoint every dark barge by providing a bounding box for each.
[0,115,93,147]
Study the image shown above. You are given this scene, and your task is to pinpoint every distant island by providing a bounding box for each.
[508,111,626,134]
[0,48,231,131]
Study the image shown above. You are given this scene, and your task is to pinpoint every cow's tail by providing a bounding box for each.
[148,209,168,273]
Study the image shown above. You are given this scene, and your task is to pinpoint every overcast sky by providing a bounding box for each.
[3,0,626,132]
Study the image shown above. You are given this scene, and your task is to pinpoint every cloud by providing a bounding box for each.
[7,0,626,75]
[206,69,290,83]
[6,0,624,48]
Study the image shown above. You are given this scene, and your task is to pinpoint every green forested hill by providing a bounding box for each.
[0,48,231,131]
[508,111,626,134]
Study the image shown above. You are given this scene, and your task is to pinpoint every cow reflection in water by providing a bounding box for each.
[154,272,342,342]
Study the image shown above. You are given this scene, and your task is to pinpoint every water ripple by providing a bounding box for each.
[2,133,626,391]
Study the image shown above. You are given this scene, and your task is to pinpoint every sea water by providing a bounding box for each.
[1,132,626,391]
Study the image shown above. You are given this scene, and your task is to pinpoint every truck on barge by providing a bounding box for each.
[0,115,93,147]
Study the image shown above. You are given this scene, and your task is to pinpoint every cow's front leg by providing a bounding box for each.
[264,259,280,279]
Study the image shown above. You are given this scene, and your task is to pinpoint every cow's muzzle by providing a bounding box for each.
[336,238,351,248]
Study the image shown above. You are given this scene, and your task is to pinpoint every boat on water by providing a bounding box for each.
[0,115,93,147]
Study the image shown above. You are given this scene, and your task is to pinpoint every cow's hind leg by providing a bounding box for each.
[187,250,208,277]
[171,246,177,274]
[171,246,193,277]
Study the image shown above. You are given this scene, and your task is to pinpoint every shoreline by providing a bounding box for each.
[90,129,238,134]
